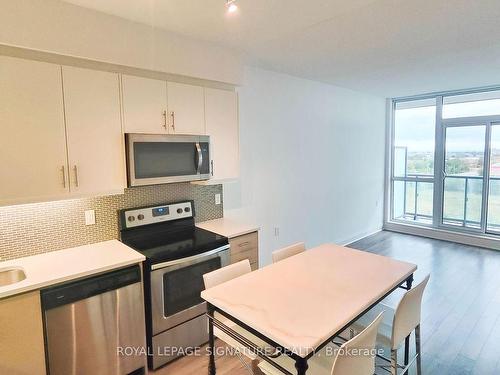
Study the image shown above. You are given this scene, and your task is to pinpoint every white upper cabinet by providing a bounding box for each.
[204,88,240,182]
[0,56,68,205]
[0,54,240,205]
[62,66,125,195]
[167,82,205,135]
[122,75,168,134]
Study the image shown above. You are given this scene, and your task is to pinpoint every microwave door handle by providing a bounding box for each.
[195,143,203,173]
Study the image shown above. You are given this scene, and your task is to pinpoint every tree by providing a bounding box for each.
[446,158,470,174]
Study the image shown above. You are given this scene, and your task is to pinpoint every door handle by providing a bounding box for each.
[195,143,202,173]
[73,165,79,187]
[211,160,214,176]
[170,111,175,132]
[60,166,66,188]
[162,110,167,130]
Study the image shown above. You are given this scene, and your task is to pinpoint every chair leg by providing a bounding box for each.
[235,351,254,375]
[251,359,265,375]
[391,349,398,375]
[415,325,422,375]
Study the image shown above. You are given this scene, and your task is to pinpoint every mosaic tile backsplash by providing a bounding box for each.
[0,183,223,261]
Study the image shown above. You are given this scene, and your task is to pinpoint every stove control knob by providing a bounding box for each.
[184,207,191,213]
[177,208,183,214]
[137,214,145,221]
[127,216,135,222]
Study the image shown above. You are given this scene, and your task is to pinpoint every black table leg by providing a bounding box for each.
[208,305,216,375]
[295,358,308,375]
[404,275,414,366]
[404,334,410,366]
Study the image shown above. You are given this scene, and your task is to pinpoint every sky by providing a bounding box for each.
[395,98,500,153]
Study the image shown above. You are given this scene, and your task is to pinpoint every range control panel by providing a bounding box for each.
[122,201,194,229]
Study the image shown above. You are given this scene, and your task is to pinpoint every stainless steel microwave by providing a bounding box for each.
[125,134,211,187]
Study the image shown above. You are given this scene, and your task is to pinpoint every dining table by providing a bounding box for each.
[201,243,417,375]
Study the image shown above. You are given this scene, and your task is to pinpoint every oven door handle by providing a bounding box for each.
[151,244,230,270]
[195,142,203,174]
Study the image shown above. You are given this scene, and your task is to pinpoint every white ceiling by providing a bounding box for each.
[62,0,500,97]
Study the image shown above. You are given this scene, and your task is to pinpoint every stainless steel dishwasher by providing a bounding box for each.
[41,265,147,375]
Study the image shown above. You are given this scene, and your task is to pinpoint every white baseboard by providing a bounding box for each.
[341,227,383,246]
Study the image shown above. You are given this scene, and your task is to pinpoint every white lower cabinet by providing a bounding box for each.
[0,56,68,205]
[62,66,125,195]
[203,88,240,183]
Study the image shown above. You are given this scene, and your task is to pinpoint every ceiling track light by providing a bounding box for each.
[226,0,238,13]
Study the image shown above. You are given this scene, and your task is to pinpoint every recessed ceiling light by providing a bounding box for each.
[226,0,238,13]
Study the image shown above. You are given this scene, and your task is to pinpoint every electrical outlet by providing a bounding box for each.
[215,193,221,205]
[274,227,280,237]
[85,210,96,226]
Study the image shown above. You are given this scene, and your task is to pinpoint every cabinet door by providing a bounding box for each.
[122,75,168,133]
[62,66,125,195]
[0,56,68,205]
[204,88,239,181]
[167,82,205,135]
[0,291,46,374]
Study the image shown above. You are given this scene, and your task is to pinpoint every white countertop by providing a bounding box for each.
[196,218,259,238]
[201,243,417,357]
[0,240,145,299]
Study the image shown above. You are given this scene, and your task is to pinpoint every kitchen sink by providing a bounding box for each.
[0,267,26,287]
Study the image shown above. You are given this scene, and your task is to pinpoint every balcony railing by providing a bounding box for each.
[396,173,500,229]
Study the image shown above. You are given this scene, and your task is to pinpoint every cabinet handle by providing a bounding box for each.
[238,241,250,247]
[73,165,79,187]
[162,110,167,130]
[60,166,66,188]
[170,111,175,132]
[211,160,214,176]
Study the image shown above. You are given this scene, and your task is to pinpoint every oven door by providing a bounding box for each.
[126,133,210,187]
[150,245,230,335]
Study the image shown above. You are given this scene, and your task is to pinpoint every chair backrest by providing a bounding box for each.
[272,242,306,263]
[391,274,430,349]
[203,259,252,289]
[331,312,384,375]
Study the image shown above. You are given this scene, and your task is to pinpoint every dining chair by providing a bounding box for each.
[272,242,306,263]
[203,259,268,374]
[258,312,384,375]
[351,274,430,375]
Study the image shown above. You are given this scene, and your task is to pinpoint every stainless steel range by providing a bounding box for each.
[119,201,229,370]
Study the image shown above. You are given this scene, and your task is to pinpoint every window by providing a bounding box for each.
[390,88,500,236]
[392,99,435,224]
[443,90,500,118]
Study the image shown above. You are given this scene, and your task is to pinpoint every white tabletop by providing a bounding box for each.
[201,243,416,357]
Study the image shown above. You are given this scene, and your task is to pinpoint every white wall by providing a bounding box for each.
[0,0,243,84]
[225,67,386,265]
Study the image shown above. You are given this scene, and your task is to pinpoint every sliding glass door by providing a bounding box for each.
[390,89,500,238]
[441,124,486,231]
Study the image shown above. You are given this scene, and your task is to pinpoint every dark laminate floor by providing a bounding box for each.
[350,230,500,375]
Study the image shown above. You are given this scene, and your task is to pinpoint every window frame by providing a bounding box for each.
[386,86,500,238]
